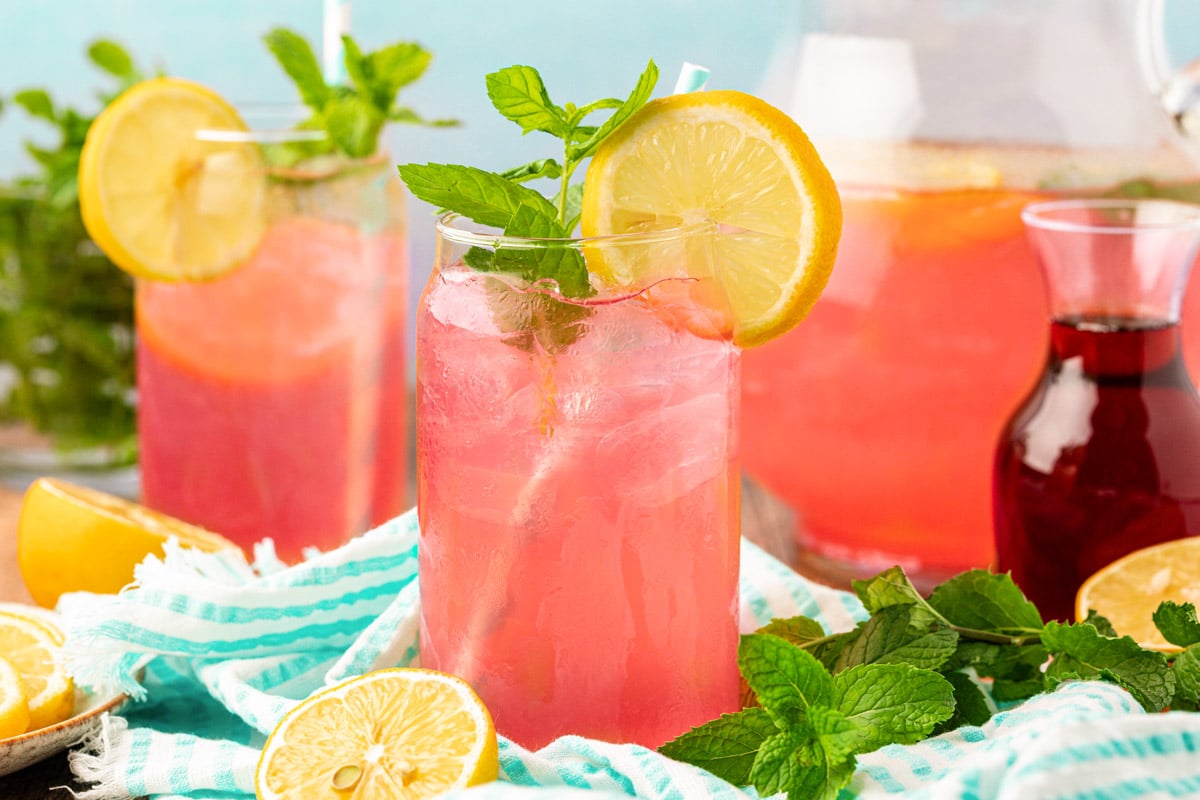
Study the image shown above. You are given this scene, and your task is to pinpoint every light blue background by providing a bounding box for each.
[2,1,1200,342]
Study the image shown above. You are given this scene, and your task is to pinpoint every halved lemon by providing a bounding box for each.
[18,477,239,609]
[0,610,73,731]
[79,76,266,281]
[580,90,842,347]
[0,657,30,739]
[256,668,498,800]
[1075,536,1200,652]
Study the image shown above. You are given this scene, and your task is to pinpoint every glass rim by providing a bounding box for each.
[1021,198,1200,234]
[435,212,718,249]
[194,103,328,144]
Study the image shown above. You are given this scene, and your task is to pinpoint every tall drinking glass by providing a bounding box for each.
[137,117,405,562]
[417,217,741,750]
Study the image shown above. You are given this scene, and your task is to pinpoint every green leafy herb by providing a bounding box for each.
[0,39,148,454]
[661,563,1200,798]
[263,27,456,163]
[397,62,659,351]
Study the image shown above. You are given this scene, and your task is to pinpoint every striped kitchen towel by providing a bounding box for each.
[57,508,1200,800]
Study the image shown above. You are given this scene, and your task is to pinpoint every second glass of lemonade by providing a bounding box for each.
[416,218,741,750]
[136,119,406,562]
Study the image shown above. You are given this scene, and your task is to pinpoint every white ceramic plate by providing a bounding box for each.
[0,603,128,778]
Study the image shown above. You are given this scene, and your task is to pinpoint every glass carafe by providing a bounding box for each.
[995,199,1200,623]
[746,0,1200,590]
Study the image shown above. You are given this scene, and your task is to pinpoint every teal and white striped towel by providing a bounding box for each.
[56,509,1200,800]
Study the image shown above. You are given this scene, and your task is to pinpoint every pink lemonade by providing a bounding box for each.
[367,230,410,527]
[138,215,386,563]
[417,264,741,749]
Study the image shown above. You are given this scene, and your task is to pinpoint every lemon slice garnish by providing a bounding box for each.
[581,90,842,347]
[79,77,266,281]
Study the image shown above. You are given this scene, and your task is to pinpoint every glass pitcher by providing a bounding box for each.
[746,0,1200,590]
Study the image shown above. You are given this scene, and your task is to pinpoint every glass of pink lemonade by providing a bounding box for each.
[136,118,407,562]
[416,218,742,749]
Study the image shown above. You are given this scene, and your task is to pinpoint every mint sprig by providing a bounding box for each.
[661,566,1200,798]
[263,27,456,163]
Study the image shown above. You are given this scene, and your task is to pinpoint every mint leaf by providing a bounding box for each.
[487,66,568,137]
[1042,620,1175,711]
[935,670,993,732]
[739,633,833,725]
[750,730,852,800]
[852,566,925,613]
[1082,609,1119,638]
[366,41,432,103]
[1153,601,1200,648]
[324,95,385,159]
[1173,646,1200,708]
[832,604,959,672]
[808,705,863,763]
[502,159,564,184]
[927,570,1044,634]
[568,59,658,161]
[757,616,828,647]
[14,90,55,122]
[398,163,559,229]
[559,182,585,231]
[87,40,137,80]
[263,28,329,110]
[658,708,776,786]
[832,663,955,751]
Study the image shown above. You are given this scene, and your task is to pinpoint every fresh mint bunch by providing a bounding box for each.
[398,61,659,298]
[661,564,1200,798]
[263,27,456,164]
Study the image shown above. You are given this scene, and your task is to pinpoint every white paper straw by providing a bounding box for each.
[323,0,352,85]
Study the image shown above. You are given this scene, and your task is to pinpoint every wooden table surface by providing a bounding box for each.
[0,478,798,798]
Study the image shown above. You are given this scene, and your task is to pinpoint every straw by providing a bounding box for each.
[673,62,711,94]
[322,0,352,85]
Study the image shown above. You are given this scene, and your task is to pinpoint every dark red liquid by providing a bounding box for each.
[994,316,1200,622]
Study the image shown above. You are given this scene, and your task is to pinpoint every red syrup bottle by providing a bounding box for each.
[994,200,1200,623]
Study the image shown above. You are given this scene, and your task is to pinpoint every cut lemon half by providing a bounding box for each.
[0,657,30,739]
[18,477,239,609]
[79,76,266,281]
[1075,536,1200,652]
[580,90,842,348]
[0,610,73,731]
[256,668,498,800]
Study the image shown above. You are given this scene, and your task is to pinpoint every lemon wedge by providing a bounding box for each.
[18,477,239,609]
[78,76,266,281]
[581,90,842,347]
[256,668,498,800]
[0,610,73,732]
[0,657,30,739]
[1076,536,1200,652]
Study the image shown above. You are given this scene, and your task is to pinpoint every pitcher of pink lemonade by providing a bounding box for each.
[746,0,1200,590]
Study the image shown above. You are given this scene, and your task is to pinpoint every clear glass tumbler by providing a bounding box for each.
[417,216,741,750]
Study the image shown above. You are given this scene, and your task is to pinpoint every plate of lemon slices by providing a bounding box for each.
[0,603,127,778]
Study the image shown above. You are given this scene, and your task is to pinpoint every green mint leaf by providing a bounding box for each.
[832,663,955,751]
[502,205,590,297]
[324,95,385,158]
[398,163,560,229]
[852,566,925,614]
[13,89,55,122]
[757,616,828,647]
[658,708,776,786]
[1082,609,1119,638]
[935,670,994,733]
[486,65,568,137]
[559,182,585,231]
[948,640,1048,686]
[1173,645,1200,708]
[991,677,1046,703]
[366,41,432,106]
[388,107,458,126]
[568,59,659,161]
[86,40,138,80]
[340,35,370,96]
[1042,620,1176,711]
[739,633,833,725]
[832,604,959,673]
[263,28,329,110]
[808,706,863,764]
[1153,601,1200,648]
[750,730,852,800]
[927,570,1044,634]
[502,159,564,184]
